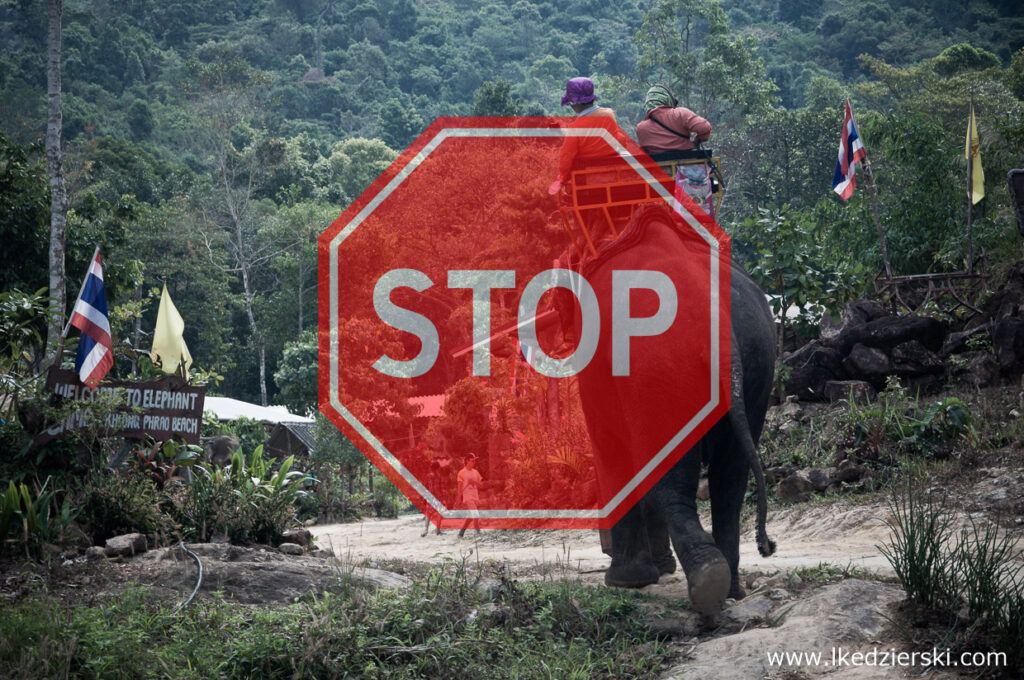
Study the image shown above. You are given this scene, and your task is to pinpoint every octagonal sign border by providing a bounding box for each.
[319,116,731,530]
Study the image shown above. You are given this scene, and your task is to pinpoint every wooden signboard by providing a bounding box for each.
[36,368,206,446]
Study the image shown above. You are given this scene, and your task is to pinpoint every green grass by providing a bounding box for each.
[0,563,667,680]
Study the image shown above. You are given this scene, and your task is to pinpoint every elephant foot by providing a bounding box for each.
[647,522,676,575]
[684,552,731,616]
[605,553,660,589]
[729,579,746,600]
[653,552,676,575]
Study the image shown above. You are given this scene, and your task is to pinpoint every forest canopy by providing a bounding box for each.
[1,0,1022,405]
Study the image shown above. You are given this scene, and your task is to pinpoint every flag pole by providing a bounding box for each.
[849,102,893,278]
[966,93,975,274]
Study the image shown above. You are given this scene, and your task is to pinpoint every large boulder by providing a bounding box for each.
[823,380,876,403]
[105,533,148,557]
[992,317,1024,374]
[830,315,949,354]
[891,340,944,376]
[820,300,889,342]
[978,260,1024,323]
[783,341,845,401]
[842,343,891,382]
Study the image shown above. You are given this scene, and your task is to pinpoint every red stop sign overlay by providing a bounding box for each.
[319,117,730,530]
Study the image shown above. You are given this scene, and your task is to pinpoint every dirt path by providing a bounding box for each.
[311,501,898,581]
[313,502,930,679]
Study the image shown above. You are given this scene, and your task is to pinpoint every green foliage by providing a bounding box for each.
[471,80,522,116]
[841,377,976,460]
[439,378,492,461]
[0,135,48,292]
[629,0,778,123]
[732,204,863,335]
[0,477,80,555]
[74,470,176,544]
[131,439,202,489]
[0,573,665,679]
[0,287,49,420]
[170,446,306,543]
[202,414,269,455]
[879,488,959,610]
[881,486,1024,669]
[273,329,316,416]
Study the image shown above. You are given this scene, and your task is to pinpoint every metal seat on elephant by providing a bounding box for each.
[558,149,724,260]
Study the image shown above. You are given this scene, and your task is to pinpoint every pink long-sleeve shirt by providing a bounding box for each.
[635,106,712,153]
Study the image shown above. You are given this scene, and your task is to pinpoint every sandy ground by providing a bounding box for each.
[311,501,898,583]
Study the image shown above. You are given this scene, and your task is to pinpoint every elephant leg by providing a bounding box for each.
[645,507,676,575]
[654,448,730,616]
[708,432,750,600]
[604,500,660,588]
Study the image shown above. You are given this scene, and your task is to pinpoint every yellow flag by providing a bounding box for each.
[965,105,984,205]
[151,283,193,375]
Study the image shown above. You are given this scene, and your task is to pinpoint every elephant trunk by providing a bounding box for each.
[729,335,776,558]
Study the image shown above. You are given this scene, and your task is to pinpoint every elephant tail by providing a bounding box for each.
[729,341,776,558]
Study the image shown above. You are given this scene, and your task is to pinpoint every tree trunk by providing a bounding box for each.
[240,265,268,406]
[44,0,67,367]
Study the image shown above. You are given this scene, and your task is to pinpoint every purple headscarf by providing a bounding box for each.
[561,77,597,106]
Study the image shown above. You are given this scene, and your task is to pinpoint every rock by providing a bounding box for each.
[85,546,107,560]
[783,341,845,401]
[766,588,790,601]
[696,478,709,501]
[954,350,998,388]
[776,471,814,502]
[278,542,304,556]
[842,343,891,381]
[821,300,888,342]
[105,533,148,557]
[765,465,798,486]
[891,340,944,375]
[834,460,868,483]
[979,261,1024,322]
[279,527,312,548]
[662,580,903,680]
[805,468,833,492]
[41,543,62,559]
[992,317,1024,373]
[724,595,776,624]
[137,543,412,604]
[940,324,991,357]
[823,379,876,403]
[831,314,949,354]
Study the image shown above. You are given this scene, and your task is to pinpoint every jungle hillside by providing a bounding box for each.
[1,0,1023,406]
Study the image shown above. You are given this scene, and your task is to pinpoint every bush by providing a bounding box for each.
[74,471,177,545]
[881,485,1024,671]
[169,446,306,544]
[0,477,80,555]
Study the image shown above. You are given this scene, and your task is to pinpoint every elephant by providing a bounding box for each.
[573,203,776,617]
[200,434,241,467]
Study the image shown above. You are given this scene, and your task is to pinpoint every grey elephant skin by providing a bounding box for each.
[201,435,241,466]
[576,204,776,616]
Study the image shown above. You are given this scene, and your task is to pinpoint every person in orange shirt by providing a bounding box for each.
[456,454,483,538]
[548,77,619,197]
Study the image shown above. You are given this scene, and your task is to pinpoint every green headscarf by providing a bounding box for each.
[643,84,677,113]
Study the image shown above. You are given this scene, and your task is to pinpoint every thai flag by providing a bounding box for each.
[832,99,866,201]
[70,247,114,387]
